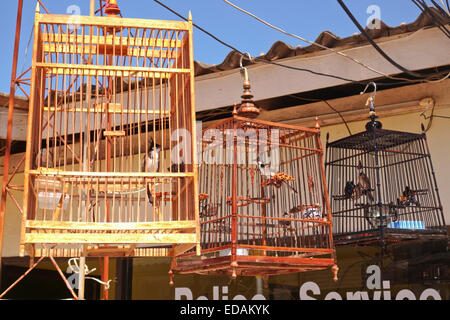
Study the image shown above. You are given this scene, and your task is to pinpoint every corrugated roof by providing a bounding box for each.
[194,9,445,76]
[0,9,447,109]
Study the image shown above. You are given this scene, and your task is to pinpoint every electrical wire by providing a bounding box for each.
[152,0,450,130]
[287,94,353,135]
[223,0,450,84]
[153,0,449,86]
[153,0,366,84]
[441,0,450,13]
[432,0,450,16]
[19,23,34,77]
[412,0,450,38]
[439,0,448,12]
[222,0,425,83]
[337,0,450,81]
[420,103,450,132]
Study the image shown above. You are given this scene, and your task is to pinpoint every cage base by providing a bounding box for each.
[174,255,335,277]
[334,228,448,246]
[22,220,198,258]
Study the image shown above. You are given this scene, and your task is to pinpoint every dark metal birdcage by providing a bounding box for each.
[172,114,338,280]
[325,117,447,247]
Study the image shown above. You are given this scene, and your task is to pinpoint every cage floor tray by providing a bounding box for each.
[175,254,335,276]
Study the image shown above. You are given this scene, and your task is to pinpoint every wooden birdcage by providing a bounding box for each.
[21,7,200,259]
[172,106,338,279]
[325,105,447,247]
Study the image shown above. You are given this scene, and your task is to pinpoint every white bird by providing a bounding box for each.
[256,157,298,194]
[141,140,161,205]
[256,158,278,178]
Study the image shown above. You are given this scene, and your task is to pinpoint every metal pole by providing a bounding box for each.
[0,0,24,290]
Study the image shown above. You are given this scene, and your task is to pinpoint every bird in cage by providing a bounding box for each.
[168,161,185,173]
[280,212,292,228]
[357,161,374,203]
[142,139,161,204]
[256,157,298,193]
[333,180,362,201]
[200,202,220,218]
[256,157,277,178]
[214,221,231,233]
[397,186,427,207]
[36,147,54,168]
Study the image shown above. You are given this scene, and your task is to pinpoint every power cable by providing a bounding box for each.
[432,0,450,16]
[337,0,449,80]
[412,0,450,38]
[288,94,353,135]
[19,23,34,77]
[153,0,364,83]
[222,0,423,83]
[153,0,450,130]
[153,0,449,86]
[223,0,450,84]
[420,102,450,132]
[441,0,450,13]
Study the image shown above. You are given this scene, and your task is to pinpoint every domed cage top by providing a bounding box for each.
[325,125,447,246]
[172,115,337,278]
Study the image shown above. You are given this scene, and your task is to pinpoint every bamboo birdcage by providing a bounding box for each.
[172,83,338,279]
[21,7,200,258]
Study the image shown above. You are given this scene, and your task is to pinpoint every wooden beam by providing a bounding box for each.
[43,44,179,59]
[26,220,197,231]
[29,169,194,178]
[37,62,189,78]
[41,34,182,48]
[43,106,169,115]
[39,14,189,30]
[24,232,197,244]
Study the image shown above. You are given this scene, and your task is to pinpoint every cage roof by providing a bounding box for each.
[327,127,424,151]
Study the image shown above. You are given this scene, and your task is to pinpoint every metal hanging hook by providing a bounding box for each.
[361,82,382,130]
[239,52,252,83]
[360,82,377,111]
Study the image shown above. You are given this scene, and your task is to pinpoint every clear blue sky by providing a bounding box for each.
[0,0,424,95]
